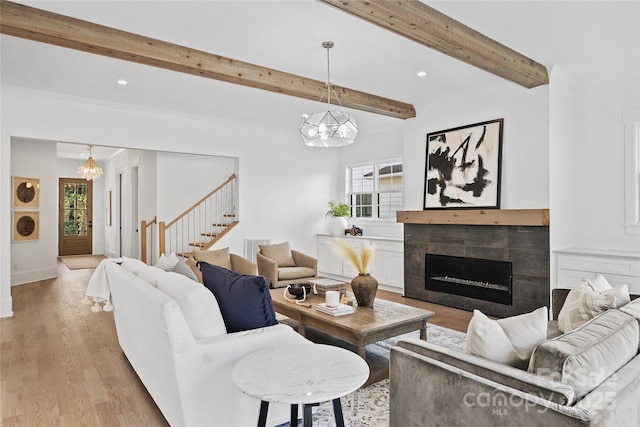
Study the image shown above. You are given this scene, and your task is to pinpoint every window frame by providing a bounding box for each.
[623,109,640,235]
[346,158,403,221]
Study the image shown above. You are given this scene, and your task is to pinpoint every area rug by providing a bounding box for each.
[60,255,106,270]
[278,324,466,427]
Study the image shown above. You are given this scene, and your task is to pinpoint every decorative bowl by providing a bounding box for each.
[287,283,312,299]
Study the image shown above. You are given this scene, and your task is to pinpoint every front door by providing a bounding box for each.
[59,178,93,256]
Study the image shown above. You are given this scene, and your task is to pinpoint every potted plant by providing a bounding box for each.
[326,200,350,235]
[328,238,378,307]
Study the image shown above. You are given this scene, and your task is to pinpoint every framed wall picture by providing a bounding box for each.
[105,191,112,226]
[12,176,40,208]
[13,211,39,242]
[423,118,504,210]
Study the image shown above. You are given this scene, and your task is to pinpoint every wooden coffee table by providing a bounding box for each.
[270,288,434,384]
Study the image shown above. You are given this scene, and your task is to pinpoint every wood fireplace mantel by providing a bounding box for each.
[396,209,550,226]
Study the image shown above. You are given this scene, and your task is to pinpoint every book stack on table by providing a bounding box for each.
[315,302,355,316]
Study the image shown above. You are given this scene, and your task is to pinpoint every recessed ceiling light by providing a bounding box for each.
[416,71,427,77]
[117,79,128,85]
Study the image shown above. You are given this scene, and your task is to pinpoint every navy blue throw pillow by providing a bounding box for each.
[198,261,278,333]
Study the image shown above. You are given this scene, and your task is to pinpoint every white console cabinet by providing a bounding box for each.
[555,247,640,293]
[317,235,404,293]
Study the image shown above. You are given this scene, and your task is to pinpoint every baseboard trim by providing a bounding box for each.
[11,266,58,286]
[0,296,14,318]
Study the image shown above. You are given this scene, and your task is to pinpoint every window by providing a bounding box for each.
[347,159,403,219]
[624,109,640,235]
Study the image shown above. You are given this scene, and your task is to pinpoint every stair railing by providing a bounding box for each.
[158,174,237,258]
[140,216,157,264]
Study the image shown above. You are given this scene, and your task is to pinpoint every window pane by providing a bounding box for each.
[379,192,403,219]
[64,209,76,236]
[378,162,403,191]
[351,165,374,192]
[352,193,373,218]
[75,183,88,208]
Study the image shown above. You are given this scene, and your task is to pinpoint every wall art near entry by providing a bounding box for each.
[12,176,40,208]
[423,118,503,210]
[13,211,39,242]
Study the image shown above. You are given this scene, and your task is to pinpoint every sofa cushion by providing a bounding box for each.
[529,309,639,403]
[465,307,548,369]
[620,297,640,353]
[590,274,631,308]
[156,272,226,339]
[199,262,278,333]
[171,259,199,282]
[557,279,615,333]
[278,266,316,281]
[620,296,640,318]
[155,252,180,271]
[259,242,296,267]
[193,247,232,271]
[120,258,146,275]
[137,265,167,287]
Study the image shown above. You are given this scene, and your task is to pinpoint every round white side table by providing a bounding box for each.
[232,344,370,427]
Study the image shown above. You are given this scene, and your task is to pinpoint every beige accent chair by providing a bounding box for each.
[187,247,257,283]
[256,242,317,288]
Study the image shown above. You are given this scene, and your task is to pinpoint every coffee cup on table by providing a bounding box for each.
[325,291,340,307]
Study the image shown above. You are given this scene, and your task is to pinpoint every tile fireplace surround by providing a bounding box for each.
[398,209,550,318]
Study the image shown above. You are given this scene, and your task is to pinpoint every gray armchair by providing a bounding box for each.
[256,242,317,288]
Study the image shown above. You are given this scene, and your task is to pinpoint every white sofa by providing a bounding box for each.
[103,258,311,426]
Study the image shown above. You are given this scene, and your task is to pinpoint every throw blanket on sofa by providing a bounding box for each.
[82,257,129,312]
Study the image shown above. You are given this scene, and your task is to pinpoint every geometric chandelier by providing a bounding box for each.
[77,145,104,180]
[300,41,358,147]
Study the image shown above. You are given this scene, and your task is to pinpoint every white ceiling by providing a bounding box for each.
[2,0,639,159]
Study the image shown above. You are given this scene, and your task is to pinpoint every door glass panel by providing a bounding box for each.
[63,182,89,236]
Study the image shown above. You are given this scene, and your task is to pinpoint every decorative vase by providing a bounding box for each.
[350,273,378,307]
[330,216,348,235]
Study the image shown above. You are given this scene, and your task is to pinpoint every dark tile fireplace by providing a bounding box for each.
[402,216,550,318]
[425,253,513,305]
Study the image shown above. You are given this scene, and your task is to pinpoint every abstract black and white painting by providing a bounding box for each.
[423,118,503,210]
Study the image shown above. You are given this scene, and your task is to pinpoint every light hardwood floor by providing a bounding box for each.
[1,260,471,426]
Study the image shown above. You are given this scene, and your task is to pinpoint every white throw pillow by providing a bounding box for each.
[557,278,616,333]
[155,252,180,271]
[137,265,167,287]
[590,274,631,308]
[465,307,548,370]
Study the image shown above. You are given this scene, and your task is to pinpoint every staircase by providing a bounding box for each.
[155,174,238,259]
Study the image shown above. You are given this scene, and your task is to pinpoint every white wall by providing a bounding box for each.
[572,72,640,252]
[156,152,235,221]
[101,149,158,258]
[404,83,550,211]
[548,67,578,285]
[10,138,58,285]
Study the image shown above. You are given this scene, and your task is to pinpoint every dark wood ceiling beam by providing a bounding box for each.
[0,0,415,119]
[319,0,549,89]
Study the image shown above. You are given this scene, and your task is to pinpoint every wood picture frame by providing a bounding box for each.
[423,118,504,210]
[12,176,40,209]
[13,211,39,242]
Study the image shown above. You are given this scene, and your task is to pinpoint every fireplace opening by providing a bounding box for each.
[425,254,513,305]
